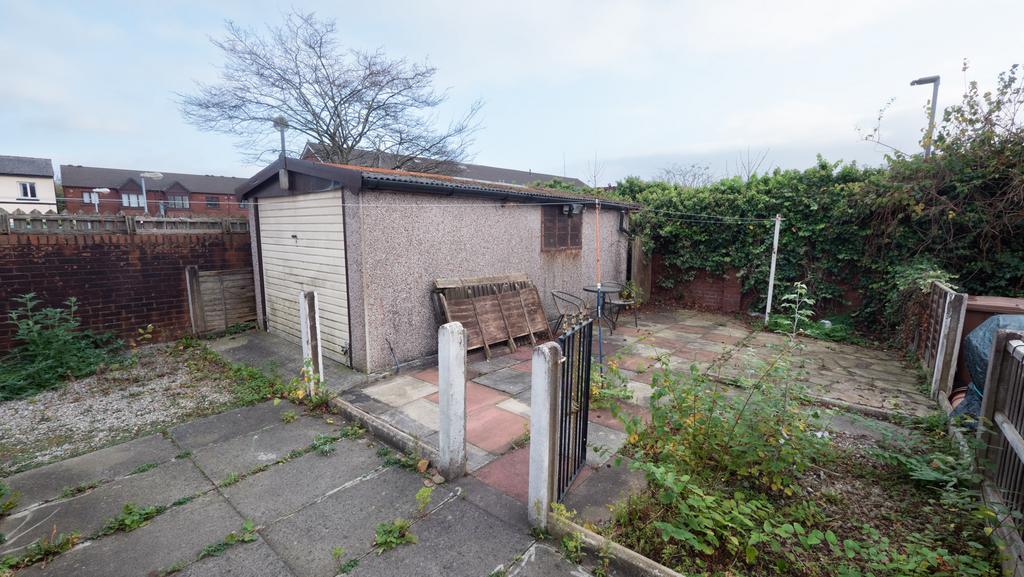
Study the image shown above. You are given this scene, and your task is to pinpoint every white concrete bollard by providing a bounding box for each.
[438,322,467,479]
[528,341,561,529]
[299,290,323,396]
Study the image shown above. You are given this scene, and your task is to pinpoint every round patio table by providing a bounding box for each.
[583,284,620,370]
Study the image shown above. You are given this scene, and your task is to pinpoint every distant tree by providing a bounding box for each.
[180,10,482,171]
[657,163,714,188]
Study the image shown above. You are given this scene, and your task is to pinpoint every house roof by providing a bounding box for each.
[301,143,588,188]
[60,165,247,194]
[0,155,53,178]
[237,157,638,210]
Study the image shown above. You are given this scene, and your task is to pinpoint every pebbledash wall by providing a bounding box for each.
[342,189,629,372]
[0,232,251,351]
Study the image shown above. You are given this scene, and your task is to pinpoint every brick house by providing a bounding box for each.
[60,165,248,216]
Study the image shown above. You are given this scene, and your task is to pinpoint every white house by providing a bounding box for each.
[0,155,57,212]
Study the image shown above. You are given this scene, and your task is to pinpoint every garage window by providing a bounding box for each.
[541,205,582,250]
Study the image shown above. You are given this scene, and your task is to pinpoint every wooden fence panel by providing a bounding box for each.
[978,330,1024,575]
[915,281,968,403]
[186,266,257,335]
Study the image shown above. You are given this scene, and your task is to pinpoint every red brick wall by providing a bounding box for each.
[61,187,247,217]
[650,255,744,313]
[0,233,252,351]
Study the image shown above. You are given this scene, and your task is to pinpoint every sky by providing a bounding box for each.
[1,0,1020,186]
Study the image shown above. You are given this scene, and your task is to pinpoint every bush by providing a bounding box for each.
[0,293,122,400]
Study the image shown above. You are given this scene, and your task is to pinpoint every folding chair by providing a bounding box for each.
[551,290,589,335]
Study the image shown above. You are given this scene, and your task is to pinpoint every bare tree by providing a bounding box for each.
[731,148,771,181]
[585,152,604,188]
[180,11,482,171]
[658,163,714,188]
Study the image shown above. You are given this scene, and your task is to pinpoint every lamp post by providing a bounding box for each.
[910,75,940,158]
[139,172,163,215]
[273,116,289,158]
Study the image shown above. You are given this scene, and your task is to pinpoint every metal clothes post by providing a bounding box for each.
[764,214,782,320]
[595,198,603,371]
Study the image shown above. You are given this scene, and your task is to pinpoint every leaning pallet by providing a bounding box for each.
[433,274,551,358]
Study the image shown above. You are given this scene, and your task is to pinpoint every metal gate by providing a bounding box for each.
[555,317,593,500]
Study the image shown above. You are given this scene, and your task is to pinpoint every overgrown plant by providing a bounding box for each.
[0,293,122,400]
[373,518,416,554]
[97,503,167,536]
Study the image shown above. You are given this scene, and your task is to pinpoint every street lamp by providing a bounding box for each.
[139,171,163,215]
[89,188,109,213]
[273,116,289,158]
[910,75,940,158]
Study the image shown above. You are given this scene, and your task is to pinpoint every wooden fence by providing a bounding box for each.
[186,266,257,336]
[914,281,968,405]
[0,209,248,234]
[978,330,1024,575]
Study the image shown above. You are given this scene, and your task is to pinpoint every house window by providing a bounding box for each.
[239,200,250,210]
[167,194,190,209]
[541,205,583,250]
[206,195,220,209]
[82,190,99,204]
[18,182,37,200]
[122,192,144,208]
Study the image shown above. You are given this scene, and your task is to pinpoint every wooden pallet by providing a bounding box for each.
[433,274,551,358]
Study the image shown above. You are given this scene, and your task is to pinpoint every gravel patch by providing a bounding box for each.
[0,344,238,475]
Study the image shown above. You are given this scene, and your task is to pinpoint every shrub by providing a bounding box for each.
[0,294,122,400]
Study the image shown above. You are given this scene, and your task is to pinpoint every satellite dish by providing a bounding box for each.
[140,172,164,180]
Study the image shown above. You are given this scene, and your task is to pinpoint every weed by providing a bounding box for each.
[509,424,531,451]
[312,434,337,456]
[415,486,434,515]
[198,520,258,559]
[218,472,241,487]
[175,450,192,459]
[128,462,158,476]
[0,528,80,571]
[281,410,297,424]
[0,482,19,516]
[60,480,99,499]
[0,294,122,400]
[487,569,508,577]
[341,423,365,439]
[98,503,167,536]
[156,559,188,576]
[593,541,612,577]
[376,446,419,469]
[171,494,198,507]
[560,532,583,564]
[529,526,550,540]
[374,518,416,554]
[590,362,634,409]
[331,546,359,573]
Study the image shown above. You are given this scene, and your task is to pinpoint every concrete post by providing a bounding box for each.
[528,341,561,529]
[438,322,467,479]
[299,290,323,396]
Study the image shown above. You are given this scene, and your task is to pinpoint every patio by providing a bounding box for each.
[337,306,936,506]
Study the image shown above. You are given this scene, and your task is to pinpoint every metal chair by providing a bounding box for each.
[551,290,589,334]
[603,281,638,333]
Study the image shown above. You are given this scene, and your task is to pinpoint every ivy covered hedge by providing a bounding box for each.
[621,65,1024,330]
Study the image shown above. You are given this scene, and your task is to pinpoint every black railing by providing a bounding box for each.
[556,317,593,501]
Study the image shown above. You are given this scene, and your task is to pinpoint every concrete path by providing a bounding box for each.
[2,400,591,577]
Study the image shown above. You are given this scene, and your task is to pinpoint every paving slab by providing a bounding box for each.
[466,405,529,454]
[171,401,303,451]
[208,329,363,391]
[497,397,531,418]
[379,401,440,440]
[19,491,245,577]
[586,423,628,466]
[564,458,647,526]
[177,535,297,577]
[509,543,593,577]
[190,416,338,482]
[354,496,534,577]
[474,367,532,396]
[3,434,179,512]
[221,437,385,523]
[1,458,212,555]
[338,388,394,415]
[471,446,530,503]
[261,467,435,577]
[362,375,436,407]
[453,475,530,533]
[468,354,524,375]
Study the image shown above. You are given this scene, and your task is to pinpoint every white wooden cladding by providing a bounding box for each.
[258,191,350,363]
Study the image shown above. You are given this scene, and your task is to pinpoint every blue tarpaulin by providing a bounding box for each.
[950,314,1024,426]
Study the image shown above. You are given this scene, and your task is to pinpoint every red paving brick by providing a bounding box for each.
[412,367,439,385]
[705,332,745,345]
[611,326,650,337]
[471,446,530,502]
[646,336,684,351]
[466,405,529,454]
[510,348,534,360]
[668,323,710,334]
[589,404,651,432]
[616,355,653,373]
[425,380,510,413]
[510,360,532,373]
